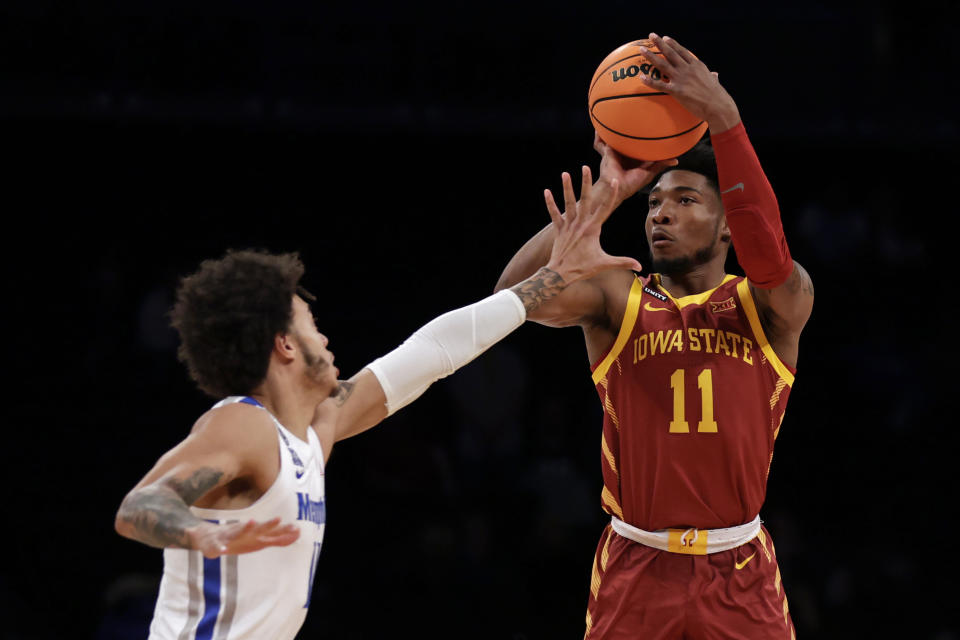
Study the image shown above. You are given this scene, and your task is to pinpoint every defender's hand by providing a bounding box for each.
[543,167,641,284]
[190,517,301,558]
[637,33,741,133]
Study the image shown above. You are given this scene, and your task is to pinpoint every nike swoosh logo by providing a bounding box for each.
[295,469,306,479]
[735,552,756,570]
[721,182,744,194]
[643,302,674,313]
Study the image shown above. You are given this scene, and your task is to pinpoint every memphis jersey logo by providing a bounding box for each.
[297,492,325,526]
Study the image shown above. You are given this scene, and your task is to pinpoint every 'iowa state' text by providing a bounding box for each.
[632,328,754,365]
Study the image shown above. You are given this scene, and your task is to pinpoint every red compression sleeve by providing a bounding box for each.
[711,122,793,289]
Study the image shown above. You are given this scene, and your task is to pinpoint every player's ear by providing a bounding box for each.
[274,332,297,362]
[719,216,731,243]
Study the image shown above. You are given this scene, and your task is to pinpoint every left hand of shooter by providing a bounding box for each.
[594,132,678,209]
[637,33,741,133]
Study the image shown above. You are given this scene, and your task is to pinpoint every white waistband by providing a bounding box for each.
[610,515,761,555]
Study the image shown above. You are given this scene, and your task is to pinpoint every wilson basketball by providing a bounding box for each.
[588,40,708,161]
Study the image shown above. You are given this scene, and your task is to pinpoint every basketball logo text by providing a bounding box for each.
[611,63,669,83]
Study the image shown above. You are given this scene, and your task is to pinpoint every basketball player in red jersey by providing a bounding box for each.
[495,34,813,639]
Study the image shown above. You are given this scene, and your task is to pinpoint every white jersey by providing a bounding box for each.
[148,396,326,640]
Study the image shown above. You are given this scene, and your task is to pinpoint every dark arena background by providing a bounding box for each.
[3,1,958,638]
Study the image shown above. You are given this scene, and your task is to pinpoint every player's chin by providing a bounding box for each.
[648,247,669,264]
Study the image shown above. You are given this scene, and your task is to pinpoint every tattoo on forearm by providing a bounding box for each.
[118,467,223,549]
[334,380,355,407]
[510,267,566,313]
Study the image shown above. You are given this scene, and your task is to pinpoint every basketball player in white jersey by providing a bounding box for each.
[114,177,642,640]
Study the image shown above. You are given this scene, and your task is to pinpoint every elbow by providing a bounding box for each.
[114,495,135,539]
[115,516,130,539]
[744,255,795,289]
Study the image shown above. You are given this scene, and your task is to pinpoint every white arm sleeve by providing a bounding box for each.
[365,289,526,415]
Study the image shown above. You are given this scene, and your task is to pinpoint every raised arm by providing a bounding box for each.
[495,152,676,327]
[711,123,813,366]
[324,177,639,444]
[115,403,300,557]
[639,33,813,365]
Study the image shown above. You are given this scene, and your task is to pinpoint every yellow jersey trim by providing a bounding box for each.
[736,279,795,387]
[601,486,624,519]
[592,277,644,384]
[653,273,738,309]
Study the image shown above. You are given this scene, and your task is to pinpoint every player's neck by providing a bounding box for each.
[657,262,726,298]
[249,375,318,441]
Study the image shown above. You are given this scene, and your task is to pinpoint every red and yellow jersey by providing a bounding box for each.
[590,273,795,531]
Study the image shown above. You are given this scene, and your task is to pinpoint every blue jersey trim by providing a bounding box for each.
[195,555,221,640]
[195,520,222,640]
[239,396,264,408]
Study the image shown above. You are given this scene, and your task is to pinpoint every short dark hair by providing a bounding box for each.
[170,249,313,398]
[649,137,719,196]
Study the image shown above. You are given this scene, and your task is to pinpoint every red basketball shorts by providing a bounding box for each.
[584,523,795,639]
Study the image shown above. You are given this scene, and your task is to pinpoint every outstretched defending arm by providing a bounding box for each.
[327,178,639,442]
[638,33,813,363]
[495,152,675,327]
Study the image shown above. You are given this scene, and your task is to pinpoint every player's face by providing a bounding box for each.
[289,296,339,396]
[645,170,728,275]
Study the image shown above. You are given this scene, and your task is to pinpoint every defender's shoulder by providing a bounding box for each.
[189,400,277,443]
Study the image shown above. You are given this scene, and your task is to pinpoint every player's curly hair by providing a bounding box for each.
[170,249,314,399]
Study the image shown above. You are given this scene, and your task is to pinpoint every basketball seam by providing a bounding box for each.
[591,117,706,141]
[589,91,669,122]
[592,92,668,103]
[589,92,677,139]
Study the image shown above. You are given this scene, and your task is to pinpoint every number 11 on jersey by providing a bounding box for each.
[668,368,718,433]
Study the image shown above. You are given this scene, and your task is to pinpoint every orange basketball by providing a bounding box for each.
[588,39,707,161]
